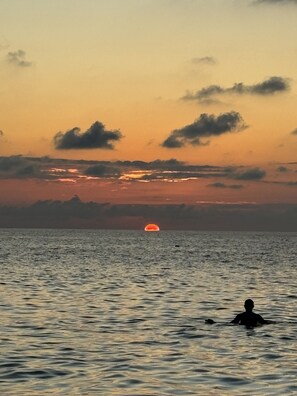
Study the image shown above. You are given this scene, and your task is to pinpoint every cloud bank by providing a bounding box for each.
[183,76,290,104]
[4,156,297,188]
[0,156,231,181]
[162,112,247,148]
[0,197,296,231]
[54,121,123,150]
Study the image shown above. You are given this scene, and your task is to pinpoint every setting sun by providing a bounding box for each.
[144,224,160,232]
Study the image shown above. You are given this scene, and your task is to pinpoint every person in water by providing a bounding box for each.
[205,298,272,326]
[231,299,270,327]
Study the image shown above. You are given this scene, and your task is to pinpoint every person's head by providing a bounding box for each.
[244,299,254,312]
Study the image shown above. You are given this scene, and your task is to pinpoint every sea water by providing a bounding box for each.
[0,229,296,395]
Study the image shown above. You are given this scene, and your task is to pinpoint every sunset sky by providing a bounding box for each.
[0,0,296,229]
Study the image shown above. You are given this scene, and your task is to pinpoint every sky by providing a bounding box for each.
[0,0,296,230]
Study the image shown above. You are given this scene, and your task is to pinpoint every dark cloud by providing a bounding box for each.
[277,166,288,172]
[7,50,32,67]
[208,182,244,189]
[54,121,123,150]
[264,180,297,186]
[231,167,266,180]
[291,128,297,135]
[0,155,234,181]
[114,159,187,170]
[191,56,217,65]
[0,156,273,185]
[183,85,224,105]
[84,164,121,178]
[0,156,40,178]
[183,76,290,104]
[0,130,4,137]
[0,197,296,231]
[162,112,247,148]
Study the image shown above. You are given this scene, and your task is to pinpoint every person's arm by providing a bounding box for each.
[231,314,241,324]
[257,314,274,324]
[205,318,216,324]
[257,314,266,324]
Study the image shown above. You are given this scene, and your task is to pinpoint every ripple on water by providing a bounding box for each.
[0,229,296,395]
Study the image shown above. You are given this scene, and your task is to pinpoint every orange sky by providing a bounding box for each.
[0,0,296,229]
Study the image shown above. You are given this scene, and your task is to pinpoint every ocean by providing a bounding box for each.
[0,229,296,395]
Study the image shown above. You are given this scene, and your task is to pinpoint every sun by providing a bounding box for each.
[144,223,160,232]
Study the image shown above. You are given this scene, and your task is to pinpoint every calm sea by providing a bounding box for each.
[0,229,296,395]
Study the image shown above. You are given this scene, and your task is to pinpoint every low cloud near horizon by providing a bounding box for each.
[0,196,296,231]
[231,167,266,180]
[0,156,41,178]
[208,182,244,189]
[1,156,297,189]
[0,155,230,181]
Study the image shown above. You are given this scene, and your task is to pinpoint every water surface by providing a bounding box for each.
[0,229,296,395]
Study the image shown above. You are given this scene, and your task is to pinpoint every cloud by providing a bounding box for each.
[0,156,274,185]
[208,182,244,189]
[231,167,266,180]
[291,128,297,135]
[0,155,234,182]
[0,130,4,137]
[84,164,121,178]
[191,56,217,65]
[0,197,296,231]
[7,50,32,67]
[115,159,187,170]
[183,76,290,104]
[277,166,288,172]
[162,112,247,148]
[0,156,40,178]
[263,180,297,187]
[54,121,123,150]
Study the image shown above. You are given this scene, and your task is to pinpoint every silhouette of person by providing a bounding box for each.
[231,299,270,327]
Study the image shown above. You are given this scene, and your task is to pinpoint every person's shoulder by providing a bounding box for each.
[252,312,266,324]
[231,312,243,323]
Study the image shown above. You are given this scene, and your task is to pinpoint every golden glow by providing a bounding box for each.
[0,0,296,215]
[144,223,160,232]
